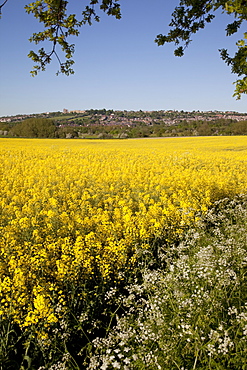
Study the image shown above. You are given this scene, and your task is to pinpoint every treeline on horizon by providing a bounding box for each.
[1,117,247,139]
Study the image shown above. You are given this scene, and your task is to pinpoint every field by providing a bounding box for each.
[1,137,247,369]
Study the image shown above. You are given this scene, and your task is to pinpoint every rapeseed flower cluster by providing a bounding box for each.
[1,137,247,336]
[89,195,247,369]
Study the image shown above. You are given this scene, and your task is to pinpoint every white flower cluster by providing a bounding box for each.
[87,195,247,369]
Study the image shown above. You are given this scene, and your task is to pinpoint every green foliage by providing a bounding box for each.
[6,110,247,139]
[9,118,56,138]
[231,120,247,134]
[1,1,246,97]
[155,0,247,98]
[24,0,121,76]
[57,125,79,138]
[64,118,247,138]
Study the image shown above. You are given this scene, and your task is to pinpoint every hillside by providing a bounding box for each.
[1,109,247,138]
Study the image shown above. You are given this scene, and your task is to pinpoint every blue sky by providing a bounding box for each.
[0,0,246,116]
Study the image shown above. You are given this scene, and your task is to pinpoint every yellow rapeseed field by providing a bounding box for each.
[1,136,247,335]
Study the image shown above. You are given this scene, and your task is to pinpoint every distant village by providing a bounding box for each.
[1,109,247,124]
[1,109,247,138]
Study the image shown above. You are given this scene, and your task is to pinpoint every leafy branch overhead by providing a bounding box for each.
[24,0,121,76]
[155,0,247,98]
[0,0,246,98]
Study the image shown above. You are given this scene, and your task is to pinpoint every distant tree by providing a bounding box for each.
[97,132,113,139]
[9,118,56,138]
[0,122,11,132]
[0,0,246,98]
[57,125,79,138]
[197,121,213,136]
[231,120,247,134]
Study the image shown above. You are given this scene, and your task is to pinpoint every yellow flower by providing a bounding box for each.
[1,136,247,331]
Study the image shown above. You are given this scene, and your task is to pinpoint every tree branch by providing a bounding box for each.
[0,0,9,16]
